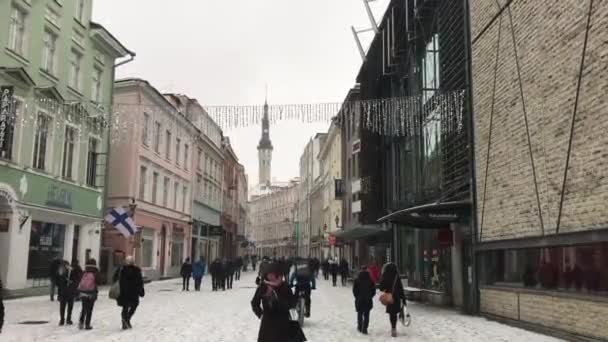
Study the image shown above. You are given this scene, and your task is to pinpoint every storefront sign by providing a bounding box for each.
[207,225,224,236]
[46,184,73,209]
[0,86,15,152]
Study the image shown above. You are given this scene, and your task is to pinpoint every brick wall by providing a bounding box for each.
[471,0,608,241]
[481,287,608,340]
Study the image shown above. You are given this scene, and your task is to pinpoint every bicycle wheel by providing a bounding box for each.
[298,297,305,327]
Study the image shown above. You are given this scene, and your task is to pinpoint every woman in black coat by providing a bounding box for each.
[353,268,376,334]
[113,256,145,330]
[378,262,406,338]
[56,260,82,325]
[251,263,305,342]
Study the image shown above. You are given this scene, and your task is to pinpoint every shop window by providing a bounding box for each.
[141,228,154,268]
[480,243,608,296]
[422,33,440,104]
[171,232,184,267]
[27,221,66,279]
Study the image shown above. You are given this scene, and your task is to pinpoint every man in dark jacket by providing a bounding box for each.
[234,257,243,281]
[180,258,193,291]
[226,259,235,290]
[353,267,376,334]
[339,259,350,286]
[0,277,4,334]
[210,259,222,291]
[329,259,339,286]
[49,257,62,301]
[113,256,145,330]
[56,260,82,326]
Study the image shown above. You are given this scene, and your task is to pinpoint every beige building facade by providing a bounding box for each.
[318,121,342,260]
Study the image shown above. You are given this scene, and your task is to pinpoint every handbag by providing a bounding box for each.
[379,276,399,306]
[109,267,122,300]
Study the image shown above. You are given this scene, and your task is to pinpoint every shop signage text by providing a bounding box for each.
[0,86,15,152]
[46,184,73,209]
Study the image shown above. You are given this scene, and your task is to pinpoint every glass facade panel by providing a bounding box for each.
[28,221,66,279]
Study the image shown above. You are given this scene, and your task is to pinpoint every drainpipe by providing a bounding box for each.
[100,52,135,269]
[462,0,480,315]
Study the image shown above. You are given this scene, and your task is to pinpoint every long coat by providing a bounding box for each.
[353,271,376,312]
[56,264,82,300]
[251,281,299,342]
[378,271,405,314]
[113,265,145,307]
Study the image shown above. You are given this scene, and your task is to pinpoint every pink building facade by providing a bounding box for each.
[103,78,197,280]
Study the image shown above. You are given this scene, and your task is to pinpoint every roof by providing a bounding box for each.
[89,22,135,58]
[114,78,177,111]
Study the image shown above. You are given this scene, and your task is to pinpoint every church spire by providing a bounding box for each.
[258,89,273,186]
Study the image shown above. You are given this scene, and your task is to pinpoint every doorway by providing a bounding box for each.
[71,225,80,263]
[160,225,167,276]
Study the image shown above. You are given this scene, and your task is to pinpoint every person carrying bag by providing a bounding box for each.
[378,262,408,338]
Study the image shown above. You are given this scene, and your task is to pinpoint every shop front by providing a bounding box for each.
[0,167,103,290]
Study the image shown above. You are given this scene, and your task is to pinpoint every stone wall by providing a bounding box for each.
[471,0,608,241]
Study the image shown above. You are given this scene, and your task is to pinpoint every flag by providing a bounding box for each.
[105,206,137,237]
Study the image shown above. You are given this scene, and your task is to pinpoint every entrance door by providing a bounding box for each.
[160,225,167,276]
[71,225,80,263]
[461,238,478,314]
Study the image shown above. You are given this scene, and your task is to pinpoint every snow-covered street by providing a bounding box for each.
[1,272,562,342]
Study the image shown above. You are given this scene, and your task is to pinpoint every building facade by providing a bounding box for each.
[0,0,132,290]
[164,94,223,264]
[471,0,608,339]
[317,120,343,260]
[104,79,197,281]
[297,134,326,258]
[235,163,248,256]
[221,138,238,258]
[249,180,299,257]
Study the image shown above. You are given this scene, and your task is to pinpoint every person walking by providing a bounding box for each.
[330,259,339,287]
[77,258,100,330]
[322,259,330,280]
[251,263,305,342]
[56,260,81,326]
[180,258,193,291]
[252,255,258,272]
[340,258,350,286]
[210,258,221,291]
[220,259,228,291]
[379,262,407,338]
[0,277,4,334]
[353,267,376,334]
[113,256,145,330]
[226,259,235,290]
[368,262,380,285]
[235,257,243,281]
[192,257,206,291]
[48,257,62,301]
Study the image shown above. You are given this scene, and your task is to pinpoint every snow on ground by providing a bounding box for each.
[1,272,563,342]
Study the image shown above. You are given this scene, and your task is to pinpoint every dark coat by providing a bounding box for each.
[49,258,62,279]
[379,267,406,314]
[113,265,145,307]
[209,260,221,276]
[180,262,193,277]
[339,260,349,276]
[329,262,339,276]
[353,270,376,312]
[251,281,298,342]
[56,264,82,300]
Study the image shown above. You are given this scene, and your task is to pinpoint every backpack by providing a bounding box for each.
[296,265,311,280]
[78,272,96,292]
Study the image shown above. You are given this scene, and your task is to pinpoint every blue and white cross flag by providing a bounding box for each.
[105,206,137,237]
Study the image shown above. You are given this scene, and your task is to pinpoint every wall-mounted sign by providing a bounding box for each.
[0,86,15,154]
[46,184,73,209]
[352,139,361,154]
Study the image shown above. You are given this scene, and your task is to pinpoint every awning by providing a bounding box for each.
[334,225,389,241]
[0,67,36,87]
[377,200,471,228]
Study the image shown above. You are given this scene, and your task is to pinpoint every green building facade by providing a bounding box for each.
[0,0,133,290]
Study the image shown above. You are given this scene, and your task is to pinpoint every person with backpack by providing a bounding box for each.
[192,257,206,291]
[78,258,100,330]
[56,260,82,326]
[289,261,316,318]
[379,262,407,338]
[353,266,376,334]
[180,258,193,291]
[0,277,4,334]
[113,256,145,330]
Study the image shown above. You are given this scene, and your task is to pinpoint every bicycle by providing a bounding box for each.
[294,287,306,327]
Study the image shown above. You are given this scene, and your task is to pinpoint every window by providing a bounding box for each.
[0,97,21,161]
[171,231,184,267]
[197,149,202,170]
[69,50,83,91]
[163,177,170,207]
[165,130,171,159]
[480,243,608,296]
[142,113,150,145]
[182,185,187,212]
[140,228,154,268]
[204,154,209,174]
[152,172,159,204]
[422,33,440,104]
[184,144,189,170]
[175,138,181,166]
[86,137,98,186]
[204,181,208,201]
[174,181,179,209]
[76,0,86,23]
[196,175,202,199]
[62,126,76,179]
[91,68,102,103]
[139,166,147,200]
[42,30,58,75]
[8,5,27,56]
[153,121,161,153]
[33,112,51,171]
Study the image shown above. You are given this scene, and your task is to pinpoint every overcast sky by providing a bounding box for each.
[93,0,389,188]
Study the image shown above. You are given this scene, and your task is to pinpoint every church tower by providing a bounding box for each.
[257,95,273,186]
